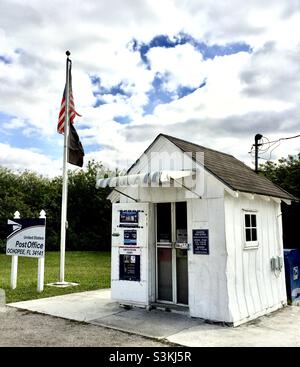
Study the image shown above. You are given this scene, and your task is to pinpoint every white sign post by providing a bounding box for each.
[37,210,46,292]
[6,210,46,293]
[10,211,20,290]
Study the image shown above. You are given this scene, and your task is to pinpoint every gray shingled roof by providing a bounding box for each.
[160,134,295,200]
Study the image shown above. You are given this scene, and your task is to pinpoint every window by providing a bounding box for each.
[244,212,258,248]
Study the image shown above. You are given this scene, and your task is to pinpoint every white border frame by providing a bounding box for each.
[243,209,259,250]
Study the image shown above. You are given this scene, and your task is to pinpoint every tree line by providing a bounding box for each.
[0,153,299,253]
[0,161,112,252]
[259,153,300,249]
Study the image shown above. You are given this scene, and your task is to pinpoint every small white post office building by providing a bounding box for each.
[97,134,295,326]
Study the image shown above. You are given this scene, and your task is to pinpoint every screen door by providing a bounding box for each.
[156,202,188,305]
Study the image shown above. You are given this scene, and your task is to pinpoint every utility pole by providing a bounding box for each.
[254,133,263,173]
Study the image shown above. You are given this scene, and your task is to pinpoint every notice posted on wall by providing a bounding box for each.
[124,229,137,246]
[119,254,140,281]
[6,218,46,258]
[193,229,209,255]
[119,210,139,227]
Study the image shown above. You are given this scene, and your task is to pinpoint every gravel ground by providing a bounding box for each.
[0,307,167,347]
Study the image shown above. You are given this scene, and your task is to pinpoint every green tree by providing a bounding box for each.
[260,153,300,248]
[66,160,112,251]
[0,161,112,252]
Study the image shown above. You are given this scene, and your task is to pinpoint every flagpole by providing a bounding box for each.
[59,50,71,283]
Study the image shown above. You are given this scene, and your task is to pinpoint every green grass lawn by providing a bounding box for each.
[0,251,111,303]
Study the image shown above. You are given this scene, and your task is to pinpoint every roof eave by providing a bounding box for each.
[163,134,296,202]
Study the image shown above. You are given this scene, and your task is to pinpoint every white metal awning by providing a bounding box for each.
[96,170,193,188]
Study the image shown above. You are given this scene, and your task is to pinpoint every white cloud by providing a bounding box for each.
[0,0,299,176]
[2,117,26,130]
[147,43,204,91]
[0,143,61,177]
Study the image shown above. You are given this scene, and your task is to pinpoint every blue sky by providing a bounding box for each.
[130,33,252,65]
[0,0,299,175]
[0,55,12,64]
[89,34,252,116]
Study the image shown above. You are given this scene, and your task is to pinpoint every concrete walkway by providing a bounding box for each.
[8,289,300,347]
[10,289,120,322]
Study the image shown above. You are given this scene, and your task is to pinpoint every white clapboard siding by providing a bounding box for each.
[224,193,287,325]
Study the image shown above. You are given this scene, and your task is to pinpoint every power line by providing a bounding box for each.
[249,133,300,168]
[249,133,300,154]
[259,133,300,146]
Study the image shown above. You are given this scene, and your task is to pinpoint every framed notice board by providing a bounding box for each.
[119,210,139,227]
[124,230,137,246]
[193,229,209,255]
[119,254,140,281]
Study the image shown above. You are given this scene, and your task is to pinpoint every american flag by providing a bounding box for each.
[57,61,81,134]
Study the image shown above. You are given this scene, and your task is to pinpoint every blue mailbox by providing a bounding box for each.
[284,249,300,305]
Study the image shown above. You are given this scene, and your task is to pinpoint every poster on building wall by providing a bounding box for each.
[119,210,139,227]
[119,254,140,281]
[193,229,209,255]
[124,230,137,246]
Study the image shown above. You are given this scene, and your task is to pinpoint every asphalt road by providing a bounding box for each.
[0,307,167,347]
